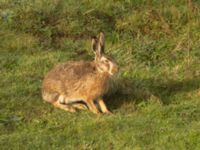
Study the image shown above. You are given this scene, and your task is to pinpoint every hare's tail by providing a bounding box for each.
[42,91,59,103]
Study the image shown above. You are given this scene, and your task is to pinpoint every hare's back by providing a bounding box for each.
[45,60,95,81]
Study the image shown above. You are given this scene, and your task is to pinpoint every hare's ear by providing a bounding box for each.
[97,32,105,54]
[91,36,98,52]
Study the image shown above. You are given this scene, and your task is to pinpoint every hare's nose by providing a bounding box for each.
[113,65,119,73]
[116,66,119,72]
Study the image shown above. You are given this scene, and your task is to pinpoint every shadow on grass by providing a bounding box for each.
[105,77,200,110]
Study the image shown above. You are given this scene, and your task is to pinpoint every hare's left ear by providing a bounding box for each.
[91,36,101,60]
[97,32,105,54]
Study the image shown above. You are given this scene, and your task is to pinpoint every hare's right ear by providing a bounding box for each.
[91,36,98,52]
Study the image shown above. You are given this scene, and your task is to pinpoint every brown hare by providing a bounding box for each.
[42,32,119,114]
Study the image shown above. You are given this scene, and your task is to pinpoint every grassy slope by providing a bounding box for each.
[0,0,200,149]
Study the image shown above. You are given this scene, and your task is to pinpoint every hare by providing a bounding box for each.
[42,32,119,114]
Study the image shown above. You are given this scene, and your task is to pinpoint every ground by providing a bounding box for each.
[0,0,200,149]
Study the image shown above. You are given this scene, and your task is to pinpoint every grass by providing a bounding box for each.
[0,0,200,149]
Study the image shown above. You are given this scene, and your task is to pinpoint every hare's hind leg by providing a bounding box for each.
[63,98,88,110]
[53,95,76,112]
[53,101,76,112]
[72,103,88,110]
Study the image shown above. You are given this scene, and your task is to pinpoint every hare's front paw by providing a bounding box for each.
[103,110,113,115]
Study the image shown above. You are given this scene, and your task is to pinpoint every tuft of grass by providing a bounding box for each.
[0,0,200,149]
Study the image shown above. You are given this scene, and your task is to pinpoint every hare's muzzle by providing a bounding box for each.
[110,64,119,75]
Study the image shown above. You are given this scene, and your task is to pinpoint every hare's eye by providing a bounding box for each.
[104,60,109,63]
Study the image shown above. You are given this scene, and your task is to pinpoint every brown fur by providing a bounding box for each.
[42,61,110,103]
[42,32,118,114]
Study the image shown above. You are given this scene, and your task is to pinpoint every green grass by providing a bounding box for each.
[0,0,200,149]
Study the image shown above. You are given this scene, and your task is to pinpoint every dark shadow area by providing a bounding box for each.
[105,77,200,110]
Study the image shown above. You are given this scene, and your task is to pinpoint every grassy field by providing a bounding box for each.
[0,0,200,149]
